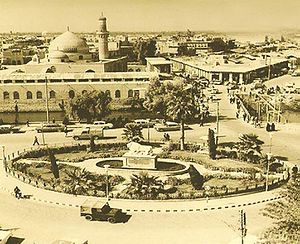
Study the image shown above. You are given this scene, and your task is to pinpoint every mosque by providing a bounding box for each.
[0,15,158,105]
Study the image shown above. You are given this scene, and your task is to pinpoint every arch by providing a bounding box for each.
[49,90,56,99]
[68,90,75,99]
[17,60,21,65]
[11,60,16,65]
[128,68,133,72]
[79,55,83,60]
[26,91,33,99]
[82,90,87,95]
[36,91,43,99]
[115,90,121,98]
[128,89,133,98]
[13,91,20,100]
[3,91,9,100]
[105,90,111,97]
[136,68,141,72]
[85,69,95,73]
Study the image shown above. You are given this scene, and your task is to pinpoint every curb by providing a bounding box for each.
[0,185,283,213]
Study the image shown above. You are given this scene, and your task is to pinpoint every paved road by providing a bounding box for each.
[0,190,274,244]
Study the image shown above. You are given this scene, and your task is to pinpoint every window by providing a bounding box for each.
[27,91,33,99]
[4,80,12,84]
[115,90,121,98]
[13,91,20,100]
[36,91,42,99]
[3,91,9,100]
[128,89,133,98]
[69,90,75,99]
[105,90,111,97]
[15,80,24,83]
[49,90,56,99]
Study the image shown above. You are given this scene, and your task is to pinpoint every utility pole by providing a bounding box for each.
[239,210,247,244]
[45,75,49,123]
[216,101,220,146]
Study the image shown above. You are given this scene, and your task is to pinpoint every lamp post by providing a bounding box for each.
[1,145,6,173]
[45,75,50,123]
[104,164,110,203]
[265,152,272,191]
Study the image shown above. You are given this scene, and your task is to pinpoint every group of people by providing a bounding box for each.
[163,133,170,141]
[14,186,22,199]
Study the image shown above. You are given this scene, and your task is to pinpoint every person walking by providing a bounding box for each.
[33,135,40,146]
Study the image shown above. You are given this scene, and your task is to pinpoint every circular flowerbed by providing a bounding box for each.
[7,142,289,200]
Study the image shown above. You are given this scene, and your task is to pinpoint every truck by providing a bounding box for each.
[71,128,104,140]
[80,200,124,223]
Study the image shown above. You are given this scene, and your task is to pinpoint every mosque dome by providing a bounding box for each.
[48,50,69,60]
[49,31,89,54]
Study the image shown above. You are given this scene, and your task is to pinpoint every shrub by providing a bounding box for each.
[188,165,204,190]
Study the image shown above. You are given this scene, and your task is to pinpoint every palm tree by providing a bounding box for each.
[63,168,93,195]
[165,83,198,150]
[235,133,264,163]
[122,122,144,142]
[126,172,163,199]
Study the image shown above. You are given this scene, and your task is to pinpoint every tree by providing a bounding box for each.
[261,173,300,243]
[133,38,157,64]
[68,90,112,123]
[126,172,163,199]
[123,122,144,142]
[64,168,93,195]
[144,79,200,150]
[208,128,217,160]
[89,135,96,152]
[49,150,59,179]
[188,165,204,190]
[234,134,264,163]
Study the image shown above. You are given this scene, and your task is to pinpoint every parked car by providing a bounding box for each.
[11,126,26,133]
[0,230,12,244]
[0,125,13,134]
[72,128,104,140]
[154,121,190,132]
[36,123,65,133]
[80,200,124,223]
[133,119,155,128]
[92,121,113,129]
[51,240,88,244]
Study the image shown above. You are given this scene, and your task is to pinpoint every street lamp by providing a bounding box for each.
[104,164,110,203]
[1,145,6,173]
[265,152,272,191]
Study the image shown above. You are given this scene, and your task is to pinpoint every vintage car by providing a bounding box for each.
[36,123,65,133]
[80,200,124,223]
[71,128,104,140]
[154,121,190,132]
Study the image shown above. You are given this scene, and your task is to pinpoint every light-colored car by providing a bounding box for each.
[51,240,88,244]
[154,121,190,132]
[72,128,104,140]
[36,123,65,133]
[92,121,113,129]
[0,230,12,244]
[133,119,155,128]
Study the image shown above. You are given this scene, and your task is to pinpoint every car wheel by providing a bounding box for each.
[74,136,79,140]
[85,215,93,221]
[94,136,99,140]
[108,217,116,223]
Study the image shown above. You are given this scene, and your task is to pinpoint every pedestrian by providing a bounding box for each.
[236,112,239,119]
[33,135,40,146]
[14,186,21,199]
[26,119,29,127]
[64,125,68,137]
[52,118,56,123]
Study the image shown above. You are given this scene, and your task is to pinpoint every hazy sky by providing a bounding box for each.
[0,0,300,33]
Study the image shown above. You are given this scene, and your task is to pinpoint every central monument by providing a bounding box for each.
[122,142,157,169]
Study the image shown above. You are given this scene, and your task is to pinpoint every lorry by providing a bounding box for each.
[80,200,124,223]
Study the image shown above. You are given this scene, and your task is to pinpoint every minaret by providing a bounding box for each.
[98,13,109,60]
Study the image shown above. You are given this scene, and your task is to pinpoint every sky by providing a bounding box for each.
[0,0,300,33]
